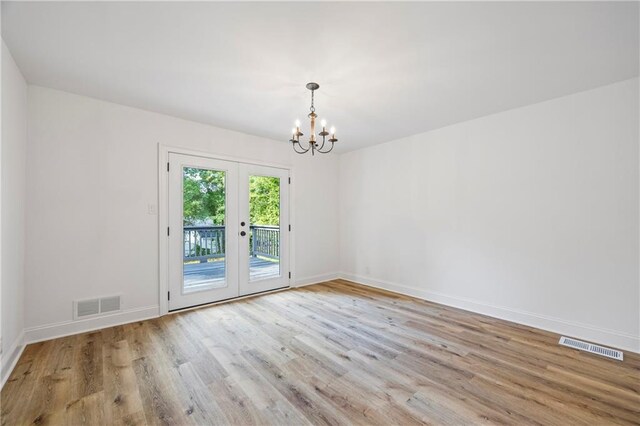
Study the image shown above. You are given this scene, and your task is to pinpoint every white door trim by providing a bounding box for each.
[158,144,295,315]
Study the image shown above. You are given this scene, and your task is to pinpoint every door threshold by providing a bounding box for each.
[168,286,290,314]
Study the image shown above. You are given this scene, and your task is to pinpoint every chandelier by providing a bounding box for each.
[289,82,338,155]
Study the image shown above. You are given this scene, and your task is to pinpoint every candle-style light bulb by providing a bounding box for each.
[330,126,335,136]
[295,119,301,127]
[321,119,327,128]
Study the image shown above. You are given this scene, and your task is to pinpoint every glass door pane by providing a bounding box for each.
[182,167,227,292]
[248,175,281,281]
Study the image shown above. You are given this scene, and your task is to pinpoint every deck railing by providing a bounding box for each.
[183,225,279,262]
[250,225,280,260]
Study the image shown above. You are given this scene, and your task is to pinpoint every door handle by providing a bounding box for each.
[240,231,246,236]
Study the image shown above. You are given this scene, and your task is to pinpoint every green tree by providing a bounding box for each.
[249,176,280,226]
[183,168,226,225]
[182,170,280,226]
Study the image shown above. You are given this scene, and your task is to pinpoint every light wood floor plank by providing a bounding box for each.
[2,280,639,425]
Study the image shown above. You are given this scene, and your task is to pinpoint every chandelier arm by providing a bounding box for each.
[317,134,326,151]
[292,142,311,154]
[316,141,335,154]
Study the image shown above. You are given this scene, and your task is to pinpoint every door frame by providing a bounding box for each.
[158,144,295,315]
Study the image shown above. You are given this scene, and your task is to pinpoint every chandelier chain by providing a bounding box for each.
[310,89,315,113]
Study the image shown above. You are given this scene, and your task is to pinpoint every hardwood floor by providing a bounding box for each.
[2,280,639,425]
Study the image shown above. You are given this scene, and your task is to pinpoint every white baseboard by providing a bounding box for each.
[1,330,26,389]
[339,272,640,354]
[24,305,159,345]
[294,272,339,288]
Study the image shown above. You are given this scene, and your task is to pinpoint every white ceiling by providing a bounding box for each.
[2,2,638,152]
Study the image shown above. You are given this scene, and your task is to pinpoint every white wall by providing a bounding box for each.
[25,86,339,340]
[1,41,27,380]
[339,78,640,352]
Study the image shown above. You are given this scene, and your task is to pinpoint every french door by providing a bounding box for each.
[168,153,290,311]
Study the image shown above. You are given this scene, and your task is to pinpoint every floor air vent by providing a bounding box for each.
[559,336,623,361]
[74,295,122,319]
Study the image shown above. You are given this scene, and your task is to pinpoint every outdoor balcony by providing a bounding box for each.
[183,225,280,289]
